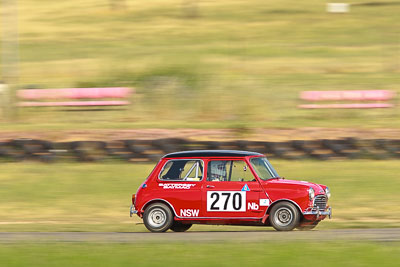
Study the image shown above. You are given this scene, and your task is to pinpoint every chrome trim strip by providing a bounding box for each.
[175,217,262,220]
[141,198,263,220]
[303,207,332,219]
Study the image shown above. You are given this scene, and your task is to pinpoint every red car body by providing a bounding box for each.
[130,150,331,232]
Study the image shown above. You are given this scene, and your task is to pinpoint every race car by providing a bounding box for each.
[130,150,331,232]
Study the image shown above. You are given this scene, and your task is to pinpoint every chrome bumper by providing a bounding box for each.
[130,205,137,217]
[303,207,332,219]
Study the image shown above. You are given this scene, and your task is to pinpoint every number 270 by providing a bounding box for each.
[207,191,245,211]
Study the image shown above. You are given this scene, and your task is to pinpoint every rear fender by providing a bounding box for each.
[140,198,177,216]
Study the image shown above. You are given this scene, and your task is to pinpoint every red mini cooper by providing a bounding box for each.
[130,150,331,232]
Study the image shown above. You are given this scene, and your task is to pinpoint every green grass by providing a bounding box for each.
[1,160,400,231]
[0,0,399,129]
[1,242,400,267]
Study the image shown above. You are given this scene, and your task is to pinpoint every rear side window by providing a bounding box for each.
[159,160,203,181]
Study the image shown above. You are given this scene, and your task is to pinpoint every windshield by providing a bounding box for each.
[250,157,279,180]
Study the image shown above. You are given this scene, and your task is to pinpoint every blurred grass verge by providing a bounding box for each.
[0,160,399,232]
[0,0,399,130]
[0,242,400,267]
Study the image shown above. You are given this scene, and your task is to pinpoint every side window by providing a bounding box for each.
[230,160,253,182]
[160,160,203,181]
[207,160,228,181]
[207,160,255,182]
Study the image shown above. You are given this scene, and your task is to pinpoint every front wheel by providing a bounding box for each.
[269,201,300,231]
[143,203,173,232]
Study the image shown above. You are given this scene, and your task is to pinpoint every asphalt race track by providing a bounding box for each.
[1,229,400,243]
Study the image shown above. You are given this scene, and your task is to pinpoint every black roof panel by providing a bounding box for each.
[163,150,264,158]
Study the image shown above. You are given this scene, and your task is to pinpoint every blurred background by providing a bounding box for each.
[0,0,400,266]
[0,0,399,129]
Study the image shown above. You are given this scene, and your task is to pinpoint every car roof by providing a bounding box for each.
[162,150,264,158]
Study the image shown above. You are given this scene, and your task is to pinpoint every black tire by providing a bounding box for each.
[296,221,319,231]
[170,221,192,232]
[143,203,173,232]
[269,201,300,231]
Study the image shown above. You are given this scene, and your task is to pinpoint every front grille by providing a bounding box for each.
[314,195,327,211]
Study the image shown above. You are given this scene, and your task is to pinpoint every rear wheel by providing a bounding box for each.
[170,221,192,232]
[269,201,300,231]
[143,203,173,232]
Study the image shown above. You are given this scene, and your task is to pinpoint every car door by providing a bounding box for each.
[202,159,265,218]
[157,159,203,219]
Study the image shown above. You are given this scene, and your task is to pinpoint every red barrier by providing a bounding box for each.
[17,87,132,107]
[299,90,395,109]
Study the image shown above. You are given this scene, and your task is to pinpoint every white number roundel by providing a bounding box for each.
[207,191,246,212]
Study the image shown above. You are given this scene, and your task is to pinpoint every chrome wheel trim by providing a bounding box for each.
[148,208,167,228]
[273,207,293,227]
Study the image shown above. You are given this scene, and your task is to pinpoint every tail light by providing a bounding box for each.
[132,194,136,205]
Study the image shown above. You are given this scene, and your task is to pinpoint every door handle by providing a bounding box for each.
[206,185,215,188]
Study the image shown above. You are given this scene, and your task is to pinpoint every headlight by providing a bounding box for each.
[325,187,331,199]
[308,187,315,200]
